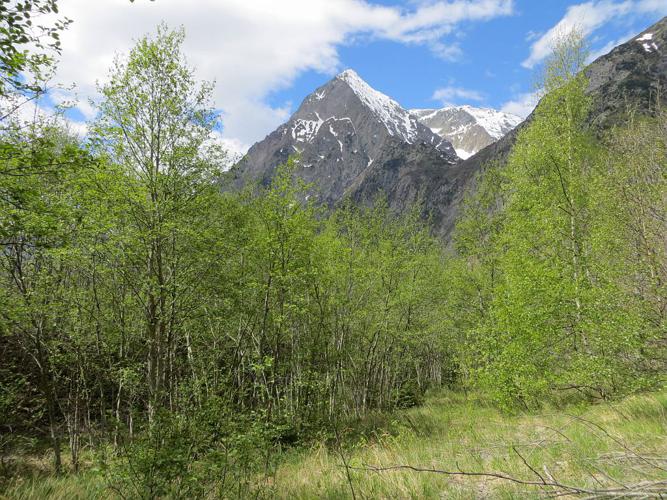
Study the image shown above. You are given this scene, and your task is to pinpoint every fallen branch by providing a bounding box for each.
[348,446,667,499]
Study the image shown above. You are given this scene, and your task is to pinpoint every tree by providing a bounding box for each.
[592,111,667,381]
[0,0,70,99]
[93,23,222,422]
[0,114,95,473]
[446,163,507,388]
[450,31,652,408]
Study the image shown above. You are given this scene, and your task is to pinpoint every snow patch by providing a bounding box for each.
[642,42,659,52]
[337,69,420,143]
[329,124,343,152]
[637,33,659,52]
[292,112,324,142]
[412,105,522,141]
[458,105,522,139]
[410,108,440,122]
[455,148,473,160]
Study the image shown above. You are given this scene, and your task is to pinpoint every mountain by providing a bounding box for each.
[410,106,522,159]
[458,17,667,181]
[229,17,667,241]
[229,69,460,211]
[425,16,667,238]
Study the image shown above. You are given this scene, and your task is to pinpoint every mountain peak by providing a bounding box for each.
[411,105,522,159]
[336,68,361,80]
[334,69,424,145]
[230,67,458,211]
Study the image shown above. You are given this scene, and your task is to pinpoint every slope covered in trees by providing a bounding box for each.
[445,33,666,409]
[1,13,666,500]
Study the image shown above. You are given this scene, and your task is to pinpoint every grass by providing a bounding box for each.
[3,389,667,499]
[272,390,667,498]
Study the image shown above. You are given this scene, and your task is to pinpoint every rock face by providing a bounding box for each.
[228,69,459,211]
[410,106,522,159]
[586,20,667,128]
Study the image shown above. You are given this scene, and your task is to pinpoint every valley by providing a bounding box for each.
[1,4,666,499]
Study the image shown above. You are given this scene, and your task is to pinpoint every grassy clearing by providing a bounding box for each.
[274,390,667,499]
[3,389,667,499]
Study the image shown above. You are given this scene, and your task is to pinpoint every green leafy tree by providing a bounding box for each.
[0,0,70,98]
[0,115,96,473]
[93,24,223,422]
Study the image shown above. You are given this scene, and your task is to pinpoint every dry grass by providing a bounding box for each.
[3,389,667,499]
[271,390,667,499]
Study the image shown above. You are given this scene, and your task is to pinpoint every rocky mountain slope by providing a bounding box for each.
[229,70,462,218]
[456,17,667,195]
[428,16,667,238]
[410,106,522,159]
[229,17,667,240]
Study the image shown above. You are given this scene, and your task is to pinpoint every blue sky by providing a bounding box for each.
[267,1,666,119]
[39,0,667,153]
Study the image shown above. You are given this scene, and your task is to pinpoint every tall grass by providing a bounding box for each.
[3,390,667,499]
[273,390,667,499]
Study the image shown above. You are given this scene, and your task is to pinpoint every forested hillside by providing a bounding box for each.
[1,3,666,499]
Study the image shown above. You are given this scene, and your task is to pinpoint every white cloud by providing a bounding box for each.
[522,0,667,69]
[500,90,540,118]
[217,136,250,159]
[586,30,636,61]
[432,85,485,105]
[1,94,88,137]
[50,0,514,149]
[430,41,464,61]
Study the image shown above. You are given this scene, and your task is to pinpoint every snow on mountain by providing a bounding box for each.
[411,105,522,159]
[229,68,458,212]
[459,106,522,140]
[337,69,423,144]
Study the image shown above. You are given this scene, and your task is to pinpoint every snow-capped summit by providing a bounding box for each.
[228,16,667,240]
[411,105,522,159]
[229,68,459,214]
[336,69,423,144]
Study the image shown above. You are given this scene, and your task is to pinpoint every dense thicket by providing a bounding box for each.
[446,34,666,408]
[1,26,450,493]
[1,22,665,498]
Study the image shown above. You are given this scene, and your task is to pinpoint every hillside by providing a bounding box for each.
[229,69,458,210]
[453,16,667,214]
[229,17,667,240]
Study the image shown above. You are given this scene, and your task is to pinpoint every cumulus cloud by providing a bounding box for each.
[50,0,514,150]
[500,90,540,118]
[1,93,88,137]
[432,85,485,105]
[522,0,667,69]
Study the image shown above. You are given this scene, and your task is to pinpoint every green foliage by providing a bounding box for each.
[106,400,275,499]
[0,0,71,97]
[0,24,453,482]
[448,31,665,409]
[2,22,666,498]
